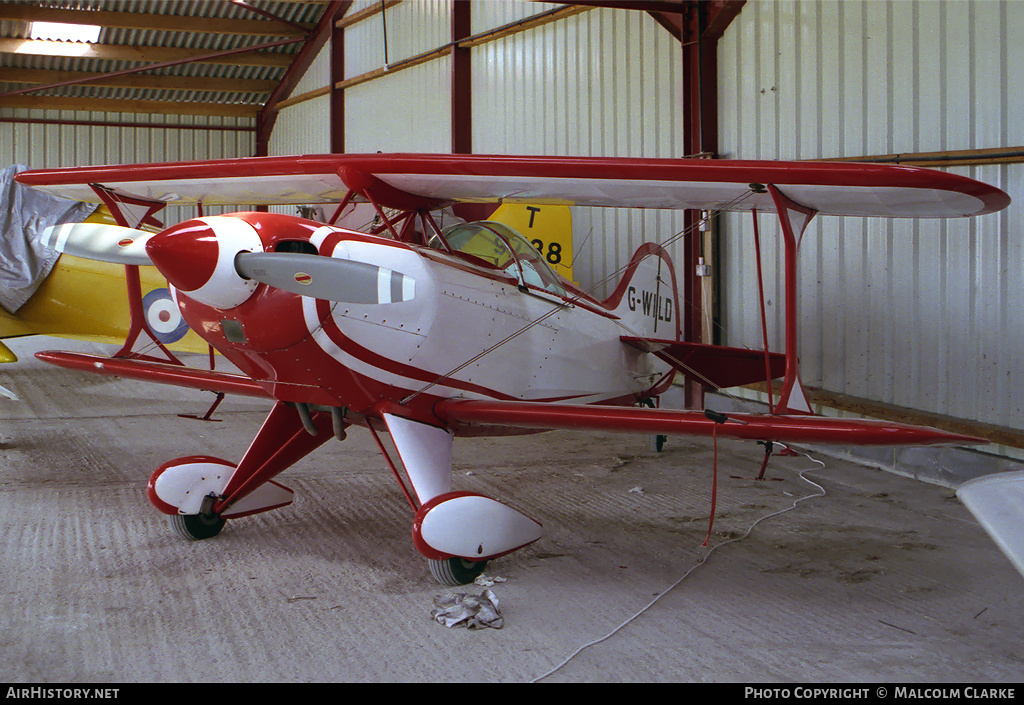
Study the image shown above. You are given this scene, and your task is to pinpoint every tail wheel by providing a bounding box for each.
[171,512,226,540]
[639,399,667,453]
[428,557,488,586]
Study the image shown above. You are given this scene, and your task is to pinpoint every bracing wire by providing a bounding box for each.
[399,190,759,404]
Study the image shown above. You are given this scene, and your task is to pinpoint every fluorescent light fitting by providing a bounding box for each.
[29,21,101,43]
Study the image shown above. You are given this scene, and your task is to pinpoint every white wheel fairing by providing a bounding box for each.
[147,456,294,518]
[414,492,542,561]
[149,457,233,515]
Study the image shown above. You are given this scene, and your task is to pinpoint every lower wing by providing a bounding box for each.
[34,351,271,399]
[35,350,981,447]
[433,398,983,447]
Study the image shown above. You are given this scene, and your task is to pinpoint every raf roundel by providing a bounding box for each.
[142,288,190,344]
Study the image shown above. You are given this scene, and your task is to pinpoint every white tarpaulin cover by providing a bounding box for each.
[1,164,92,313]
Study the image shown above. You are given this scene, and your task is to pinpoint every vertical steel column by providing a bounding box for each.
[256,1,351,156]
[451,0,473,154]
[331,7,347,153]
[680,2,720,409]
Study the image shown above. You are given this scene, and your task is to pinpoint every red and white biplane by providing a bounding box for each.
[14,154,1010,584]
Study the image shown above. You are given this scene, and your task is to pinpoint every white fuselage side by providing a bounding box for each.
[303,231,669,405]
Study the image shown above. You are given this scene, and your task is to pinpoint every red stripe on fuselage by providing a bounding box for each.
[315,297,522,402]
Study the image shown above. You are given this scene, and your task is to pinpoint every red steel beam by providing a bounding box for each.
[679,1,727,408]
[451,0,473,154]
[257,1,351,156]
[331,6,347,153]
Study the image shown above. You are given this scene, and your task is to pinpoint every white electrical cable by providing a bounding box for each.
[532,446,827,682]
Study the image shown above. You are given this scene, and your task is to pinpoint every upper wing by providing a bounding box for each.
[14,153,1010,218]
[433,398,983,447]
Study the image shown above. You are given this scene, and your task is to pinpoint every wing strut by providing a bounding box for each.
[88,184,184,365]
[766,184,818,415]
[752,208,774,410]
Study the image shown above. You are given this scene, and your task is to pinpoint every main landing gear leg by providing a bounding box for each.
[148,402,337,538]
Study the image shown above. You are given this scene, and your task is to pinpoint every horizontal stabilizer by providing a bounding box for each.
[434,399,984,447]
[35,351,271,398]
[621,337,786,389]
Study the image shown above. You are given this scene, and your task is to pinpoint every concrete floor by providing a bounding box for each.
[1,337,1022,683]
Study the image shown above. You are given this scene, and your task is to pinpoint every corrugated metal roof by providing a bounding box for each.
[0,0,331,119]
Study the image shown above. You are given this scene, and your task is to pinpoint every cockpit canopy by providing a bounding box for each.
[438,221,567,297]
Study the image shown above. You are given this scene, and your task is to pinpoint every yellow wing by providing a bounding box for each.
[0,206,208,362]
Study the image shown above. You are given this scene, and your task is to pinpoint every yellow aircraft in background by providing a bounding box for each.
[486,202,574,284]
[0,205,210,363]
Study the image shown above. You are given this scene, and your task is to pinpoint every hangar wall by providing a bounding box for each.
[11,2,1009,456]
[466,2,686,297]
[343,0,452,154]
[0,114,253,167]
[268,0,687,299]
[268,37,333,157]
[0,113,254,218]
[716,0,1024,457]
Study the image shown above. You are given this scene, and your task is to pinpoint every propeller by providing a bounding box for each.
[39,220,416,306]
[39,222,154,266]
[234,251,416,304]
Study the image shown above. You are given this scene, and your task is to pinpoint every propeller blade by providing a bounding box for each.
[234,251,416,304]
[39,222,154,265]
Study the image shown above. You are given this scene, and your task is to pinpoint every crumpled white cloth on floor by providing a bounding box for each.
[431,589,504,629]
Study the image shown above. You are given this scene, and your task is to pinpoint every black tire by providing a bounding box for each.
[428,557,488,586]
[171,512,226,540]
